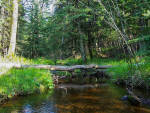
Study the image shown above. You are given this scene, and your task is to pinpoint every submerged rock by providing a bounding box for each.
[140,98,150,106]
[121,95,150,106]
[127,96,141,106]
[121,95,128,101]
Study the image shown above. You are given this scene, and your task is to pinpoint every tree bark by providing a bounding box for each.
[87,32,93,59]
[8,0,19,56]
[78,24,87,62]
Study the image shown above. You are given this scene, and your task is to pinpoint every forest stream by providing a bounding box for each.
[0,82,150,113]
[1,0,150,112]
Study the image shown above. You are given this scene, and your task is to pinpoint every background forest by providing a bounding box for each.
[1,0,150,60]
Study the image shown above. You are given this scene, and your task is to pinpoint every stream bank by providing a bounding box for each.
[0,62,150,111]
[0,68,53,105]
[0,82,150,113]
[52,69,150,107]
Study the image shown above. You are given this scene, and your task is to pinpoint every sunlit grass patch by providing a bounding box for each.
[0,56,54,99]
[0,68,53,97]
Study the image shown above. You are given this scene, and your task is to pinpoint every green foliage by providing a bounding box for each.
[56,71,72,76]
[105,57,150,87]
[0,56,54,98]
[59,57,150,86]
[107,63,129,80]
[128,35,150,44]
[57,58,83,65]
[31,58,55,65]
[1,0,150,59]
[0,68,53,97]
[1,0,150,90]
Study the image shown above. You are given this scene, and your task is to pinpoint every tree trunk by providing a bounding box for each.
[78,24,87,62]
[8,0,18,56]
[87,32,93,59]
[0,7,5,56]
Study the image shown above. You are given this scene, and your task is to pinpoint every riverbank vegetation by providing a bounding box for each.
[0,0,150,102]
[56,56,150,88]
[0,57,53,103]
[0,68,53,96]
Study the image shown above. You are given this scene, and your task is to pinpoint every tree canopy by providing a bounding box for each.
[0,0,150,60]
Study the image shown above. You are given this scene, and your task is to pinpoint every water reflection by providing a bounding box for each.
[0,84,150,113]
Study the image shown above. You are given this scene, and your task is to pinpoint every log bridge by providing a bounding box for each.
[0,63,112,71]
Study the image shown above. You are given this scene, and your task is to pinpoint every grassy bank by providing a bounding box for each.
[33,57,150,85]
[56,57,150,88]
[0,69,53,97]
[105,57,150,87]
[0,57,54,104]
[1,56,150,104]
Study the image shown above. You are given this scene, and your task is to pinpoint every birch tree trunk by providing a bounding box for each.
[8,0,18,56]
[0,7,4,55]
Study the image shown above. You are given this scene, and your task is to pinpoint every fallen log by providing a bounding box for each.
[0,63,112,71]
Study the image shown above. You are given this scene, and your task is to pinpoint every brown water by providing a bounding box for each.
[0,84,150,113]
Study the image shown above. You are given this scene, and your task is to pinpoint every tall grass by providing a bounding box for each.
[57,57,150,87]
[0,68,53,97]
[0,56,54,99]
[1,55,150,98]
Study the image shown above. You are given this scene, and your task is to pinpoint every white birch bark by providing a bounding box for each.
[8,0,18,55]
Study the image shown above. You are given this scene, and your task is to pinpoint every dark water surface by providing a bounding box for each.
[0,84,150,113]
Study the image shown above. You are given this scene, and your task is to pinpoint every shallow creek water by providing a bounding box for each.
[0,84,150,113]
